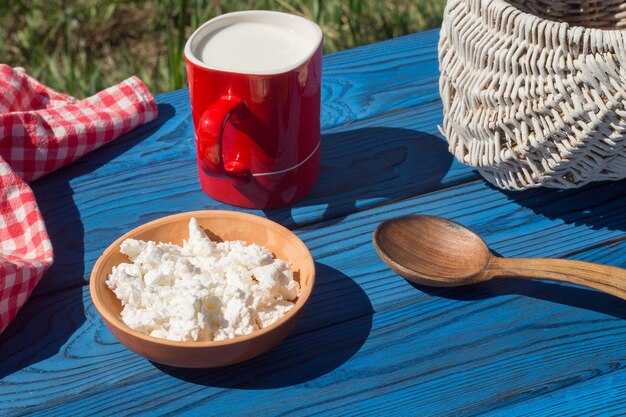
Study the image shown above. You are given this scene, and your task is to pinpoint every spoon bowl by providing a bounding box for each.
[373,215,492,286]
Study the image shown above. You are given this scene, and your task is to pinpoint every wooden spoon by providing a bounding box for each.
[373,214,626,300]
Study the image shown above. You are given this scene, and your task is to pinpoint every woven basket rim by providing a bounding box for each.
[489,0,626,39]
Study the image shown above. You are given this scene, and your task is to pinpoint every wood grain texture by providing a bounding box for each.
[485,239,626,416]
[6,177,626,415]
[321,29,441,128]
[5,245,626,416]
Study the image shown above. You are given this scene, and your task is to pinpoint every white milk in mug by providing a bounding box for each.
[196,21,316,73]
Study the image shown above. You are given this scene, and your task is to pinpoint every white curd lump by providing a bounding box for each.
[106,218,300,342]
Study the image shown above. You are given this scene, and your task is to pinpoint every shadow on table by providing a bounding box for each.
[411,278,626,320]
[492,178,626,232]
[0,104,175,379]
[156,262,373,388]
[0,285,86,379]
[263,127,453,228]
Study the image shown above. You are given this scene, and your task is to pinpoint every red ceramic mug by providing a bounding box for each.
[184,11,323,209]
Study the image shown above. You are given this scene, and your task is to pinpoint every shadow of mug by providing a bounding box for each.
[263,127,454,227]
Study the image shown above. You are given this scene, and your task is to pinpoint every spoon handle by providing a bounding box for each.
[490,257,626,300]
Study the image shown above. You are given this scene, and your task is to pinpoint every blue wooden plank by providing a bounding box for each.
[321,30,441,127]
[7,177,626,414]
[490,366,626,416]
[5,253,626,416]
[481,239,626,416]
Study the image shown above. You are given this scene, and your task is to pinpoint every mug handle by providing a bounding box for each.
[197,95,248,177]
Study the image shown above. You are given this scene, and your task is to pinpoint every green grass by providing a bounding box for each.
[0,0,446,97]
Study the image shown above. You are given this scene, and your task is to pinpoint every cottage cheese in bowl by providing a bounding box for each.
[106,218,300,342]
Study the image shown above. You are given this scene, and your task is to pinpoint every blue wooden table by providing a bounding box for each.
[3,28,626,415]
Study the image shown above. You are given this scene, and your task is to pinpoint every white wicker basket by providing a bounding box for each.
[439,0,626,190]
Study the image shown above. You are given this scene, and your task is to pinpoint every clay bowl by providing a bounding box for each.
[89,210,315,368]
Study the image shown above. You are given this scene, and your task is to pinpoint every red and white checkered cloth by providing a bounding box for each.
[0,65,158,333]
